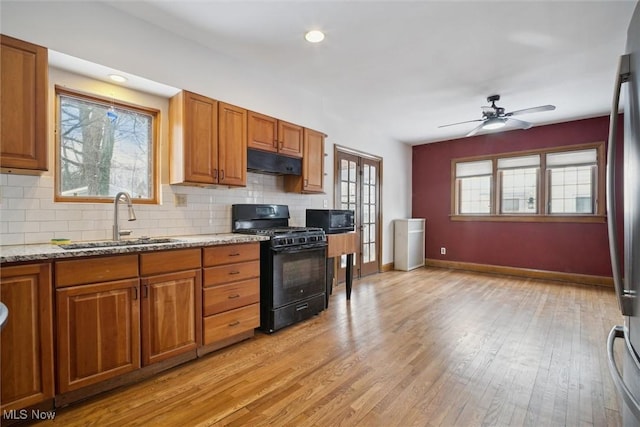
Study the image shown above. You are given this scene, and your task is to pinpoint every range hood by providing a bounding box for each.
[247,149,302,176]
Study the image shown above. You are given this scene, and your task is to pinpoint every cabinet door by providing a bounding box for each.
[247,111,277,153]
[302,128,325,193]
[183,91,219,184]
[141,270,201,366]
[218,102,247,186]
[0,35,48,171]
[0,263,54,411]
[56,279,140,393]
[278,120,303,158]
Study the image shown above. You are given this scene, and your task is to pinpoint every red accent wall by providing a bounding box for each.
[411,115,623,277]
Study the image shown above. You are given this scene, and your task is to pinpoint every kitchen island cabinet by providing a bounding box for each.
[285,128,325,193]
[248,111,303,158]
[0,35,48,173]
[0,263,54,412]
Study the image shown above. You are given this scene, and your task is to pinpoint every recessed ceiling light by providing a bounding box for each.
[305,30,325,43]
[109,74,127,83]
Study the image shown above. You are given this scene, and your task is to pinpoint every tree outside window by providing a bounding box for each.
[56,87,158,203]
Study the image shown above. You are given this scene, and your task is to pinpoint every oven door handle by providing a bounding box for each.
[271,243,327,254]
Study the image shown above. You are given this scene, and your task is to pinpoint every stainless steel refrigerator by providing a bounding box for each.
[607,1,640,426]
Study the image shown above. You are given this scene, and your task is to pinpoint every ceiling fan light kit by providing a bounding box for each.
[439,94,556,137]
[481,117,507,130]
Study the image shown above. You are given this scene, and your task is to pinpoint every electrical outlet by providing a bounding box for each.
[323,199,328,208]
[174,193,187,207]
[440,247,446,255]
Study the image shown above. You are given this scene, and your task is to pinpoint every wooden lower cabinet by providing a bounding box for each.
[141,269,202,366]
[202,243,261,349]
[56,278,141,393]
[203,304,259,344]
[0,263,54,412]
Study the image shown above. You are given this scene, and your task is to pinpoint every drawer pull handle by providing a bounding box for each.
[229,253,240,257]
[228,320,240,327]
[296,303,309,311]
[228,294,240,299]
[229,271,240,275]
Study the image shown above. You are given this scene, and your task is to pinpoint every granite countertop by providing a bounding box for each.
[0,234,269,264]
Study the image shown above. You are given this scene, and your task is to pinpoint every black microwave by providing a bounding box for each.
[306,209,355,234]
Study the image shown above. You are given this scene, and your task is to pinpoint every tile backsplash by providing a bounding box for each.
[0,172,323,246]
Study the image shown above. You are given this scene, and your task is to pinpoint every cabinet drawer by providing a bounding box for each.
[203,243,259,267]
[203,278,259,316]
[204,260,260,287]
[140,248,201,276]
[203,303,259,345]
[55,255,138,288]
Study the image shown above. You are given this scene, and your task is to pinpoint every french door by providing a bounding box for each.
[335,147,381,280]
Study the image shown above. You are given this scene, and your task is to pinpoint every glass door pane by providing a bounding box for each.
[335,149,381,280]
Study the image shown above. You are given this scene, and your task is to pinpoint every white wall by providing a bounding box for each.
[0,1,411,265]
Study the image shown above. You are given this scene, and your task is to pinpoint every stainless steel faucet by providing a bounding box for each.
[113,192,136,241]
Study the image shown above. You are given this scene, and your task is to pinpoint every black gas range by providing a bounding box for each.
[232,204,327,333]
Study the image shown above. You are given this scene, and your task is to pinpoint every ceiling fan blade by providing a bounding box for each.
[506,117,533,129]
[505,105,556,117]
[466,122,486,137]
[438,119,483,128]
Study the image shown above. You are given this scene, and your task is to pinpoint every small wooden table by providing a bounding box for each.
[326,232,358,304]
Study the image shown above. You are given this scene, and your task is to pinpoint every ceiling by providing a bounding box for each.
[76,1,637,145]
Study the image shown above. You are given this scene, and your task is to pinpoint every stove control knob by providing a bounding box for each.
[287,238,294,245]
[309,236,316,242]
[299,237,306,244]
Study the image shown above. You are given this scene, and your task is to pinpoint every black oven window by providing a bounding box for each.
[282,256,325,289]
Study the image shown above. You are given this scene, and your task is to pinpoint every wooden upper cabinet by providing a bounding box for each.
[278,120,304,158]
[285,128,325,193]
[170,91,219,185]
[247,111,303,158]
[247,111,278,153]
[218,102,247,186]
[0,35,48,173]
[0,263,54,412]
[170,92,246,187]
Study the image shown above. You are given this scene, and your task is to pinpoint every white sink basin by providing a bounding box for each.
[59,237,178,250]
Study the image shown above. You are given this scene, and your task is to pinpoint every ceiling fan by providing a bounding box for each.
[439,95,556,137]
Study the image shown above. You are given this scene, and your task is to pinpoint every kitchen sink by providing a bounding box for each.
[59,237,179,250]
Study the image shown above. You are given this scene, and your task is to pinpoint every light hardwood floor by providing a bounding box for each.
[46,267,624,426]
